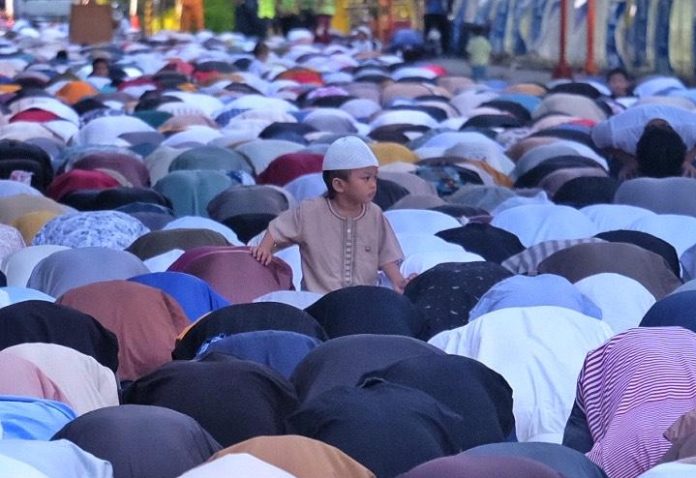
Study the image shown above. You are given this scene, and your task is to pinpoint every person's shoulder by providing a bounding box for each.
[365,201,384,214]
[365,201,388,221]
[297,196,330,213]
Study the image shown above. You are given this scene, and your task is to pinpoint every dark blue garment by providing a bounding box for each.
[361,354,513,448]
[0,395,76,440]
[404,262,513,339]
[128,272,230,322]
[123,357,298,447]
[196,330,321,379]
[305,286,426,339]
[172,302,327,360]
[287,380,465,478]
[640,291,696,331]
[562,401,594,454]
[437,224,525,264]
[290,334,445,402]
[52,405,221,478]
[464,442,608,478]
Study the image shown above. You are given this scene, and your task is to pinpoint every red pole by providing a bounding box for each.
[584,0,598,74]
[553,0,572,78]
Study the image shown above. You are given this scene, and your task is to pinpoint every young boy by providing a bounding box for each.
[607,67,633,98]
[251,136,410,294]
[466,25,492,82]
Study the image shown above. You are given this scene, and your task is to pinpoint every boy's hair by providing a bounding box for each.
[607,67,630,81]
[253,41,269,58]
[636,123,686,178]
[92,58,109,69]
[322,169,351,199]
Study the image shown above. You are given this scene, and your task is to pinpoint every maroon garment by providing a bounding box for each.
[10,109,61,123]
[257,153,324,187]
[167,246,294,304]
[399,454,566,478]
[72,152,150,187]
[57,280,189,381]
[47,169,120,201]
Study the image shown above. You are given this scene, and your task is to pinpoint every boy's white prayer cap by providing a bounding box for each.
[322,136,379,171]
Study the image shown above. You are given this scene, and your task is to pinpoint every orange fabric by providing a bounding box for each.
[181,0,205,32]
[0,84,21,94]
[57,81,97,105]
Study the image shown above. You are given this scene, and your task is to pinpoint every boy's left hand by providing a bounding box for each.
[394,273,417,294]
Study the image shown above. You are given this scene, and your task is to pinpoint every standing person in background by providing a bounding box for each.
[275,0,300,36]
[466,25,492,82]
[235,0,267,38]
[298,0,316,32]
[313,0,335,43]
[424,0,452,55]
[180,0,205,32]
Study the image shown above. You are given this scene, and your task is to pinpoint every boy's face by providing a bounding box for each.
[608,72,630,97]
[338,166,378,204]
[92,61,110,78]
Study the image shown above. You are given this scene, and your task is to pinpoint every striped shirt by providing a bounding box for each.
[577,327,696,478]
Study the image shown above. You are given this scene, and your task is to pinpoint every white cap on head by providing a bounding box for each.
[322,136,379,171]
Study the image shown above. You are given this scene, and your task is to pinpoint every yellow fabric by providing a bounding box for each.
[56,81,97,105]
[0,195,69,225]
[11,210,60,244]
[370,143,419,165]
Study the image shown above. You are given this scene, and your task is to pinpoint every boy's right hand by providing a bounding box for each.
[250,245,273,266]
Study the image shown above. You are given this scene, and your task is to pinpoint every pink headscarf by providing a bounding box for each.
[577,327,696,478]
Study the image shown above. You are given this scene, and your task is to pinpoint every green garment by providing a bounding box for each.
[466,35,492,67]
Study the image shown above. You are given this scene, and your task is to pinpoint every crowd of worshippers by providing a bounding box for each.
[2,18,696,478]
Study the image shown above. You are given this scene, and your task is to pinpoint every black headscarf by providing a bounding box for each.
[0,300,118,372]
[404,262,513,339]
[374,178,410,210]
[123,355,298,447]
[361,354,514,447]
[436,223,524,263]
[222,213,277,244]
[173,302,327,360]
[286,380,465,478]
[305,286,426,339]
[62,187,171,212]
[640,291,696,331]
[290,334,444,402]
[553,176,618,208]
[52,405,221,478]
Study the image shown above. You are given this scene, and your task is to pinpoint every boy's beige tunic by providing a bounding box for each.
[268,197,403,293]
